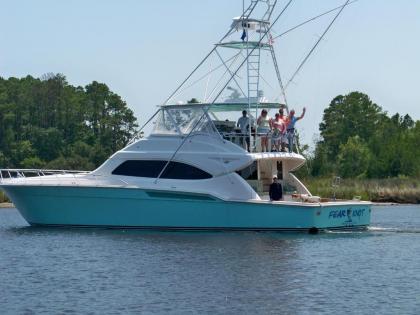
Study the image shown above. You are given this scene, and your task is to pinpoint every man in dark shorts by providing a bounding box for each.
[237,110,251,152]
[269,176,283,201]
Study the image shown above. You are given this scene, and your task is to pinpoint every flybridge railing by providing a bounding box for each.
[219,131,299,153]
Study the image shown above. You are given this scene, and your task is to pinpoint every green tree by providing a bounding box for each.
[312,91,419,179]
[29,127,63,161]
[337,136,372,178]
[10,140,37,167]
[367,113,417,178]
[310,143,334,176]
[319,92,384,160]
[20,157,44,169]
[0,74,138,170]
[85,81,138,152]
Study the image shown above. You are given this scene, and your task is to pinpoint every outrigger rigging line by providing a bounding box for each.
[272,0,358,41]
[285,0,352,90]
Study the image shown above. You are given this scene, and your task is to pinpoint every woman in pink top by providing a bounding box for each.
[278,108,288,152]
[270,113,286,152]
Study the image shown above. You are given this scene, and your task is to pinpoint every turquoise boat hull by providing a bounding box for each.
[1,185,371,231]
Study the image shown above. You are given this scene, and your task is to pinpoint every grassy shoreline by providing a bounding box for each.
[0,190,12,207]
[0,202,13,208]
[302,177,420,204]
[0,191,8,204]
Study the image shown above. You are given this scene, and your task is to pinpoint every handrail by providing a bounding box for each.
[0,169,131,187]
[287,173,311,196]
[0,168,89,173]
[0,169,90,183]
[220,131,298,153]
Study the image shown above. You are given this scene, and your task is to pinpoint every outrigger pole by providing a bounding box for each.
[272,0,358,41]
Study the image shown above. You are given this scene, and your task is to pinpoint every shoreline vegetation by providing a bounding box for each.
[1,191,10,205]
[0,74,138,171]
[303,177,420,204]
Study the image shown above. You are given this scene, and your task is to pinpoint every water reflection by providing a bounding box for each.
[1,206,420,314]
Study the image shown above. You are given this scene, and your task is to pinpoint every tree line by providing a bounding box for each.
[307,91,420,179]
[0,74,138,170]
[0,76,418,179]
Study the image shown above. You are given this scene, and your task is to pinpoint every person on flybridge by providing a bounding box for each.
[284,107,306,153]
[270,113,286,152]
[278,108,288,152]
[256,109,271,152]
[237,110,253,152]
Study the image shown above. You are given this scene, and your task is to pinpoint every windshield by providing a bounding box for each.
[151,106,220,136]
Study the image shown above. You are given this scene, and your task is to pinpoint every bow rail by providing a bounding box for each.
[0,169,133,187]
[0,169,90,183]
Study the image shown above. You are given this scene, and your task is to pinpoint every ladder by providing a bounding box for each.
[246,41,261,104]
[242,0,260,101]
[246,24,262,151]
[241,0,259,21]
[262,0,278,21]
[244,0,277,108]
[244,0,277,150]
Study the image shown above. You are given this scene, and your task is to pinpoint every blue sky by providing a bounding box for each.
[1,0,419,146]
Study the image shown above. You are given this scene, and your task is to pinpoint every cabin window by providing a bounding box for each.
[236,161,258,180]
[112,160,212,180]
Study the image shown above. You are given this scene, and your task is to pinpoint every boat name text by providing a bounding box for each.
[328,208,366,219]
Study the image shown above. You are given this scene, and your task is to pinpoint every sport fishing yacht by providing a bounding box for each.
[0,0,371,231]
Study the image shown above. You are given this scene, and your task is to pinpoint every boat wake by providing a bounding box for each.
[324,226,420,235]
[368,226,420,234]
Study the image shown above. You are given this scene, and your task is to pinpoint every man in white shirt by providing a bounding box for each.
[237,110,252,152]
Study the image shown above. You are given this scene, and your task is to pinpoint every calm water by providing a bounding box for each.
[1,206,420,314]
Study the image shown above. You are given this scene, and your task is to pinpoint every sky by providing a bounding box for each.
[1,0,419,146]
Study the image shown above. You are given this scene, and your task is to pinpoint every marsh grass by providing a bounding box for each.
[303,177,420,204]
[0,191,8,203]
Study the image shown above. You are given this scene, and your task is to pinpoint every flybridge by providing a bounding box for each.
[152,0,288,149]
[131,0,355,149]
[148,102,286,139]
